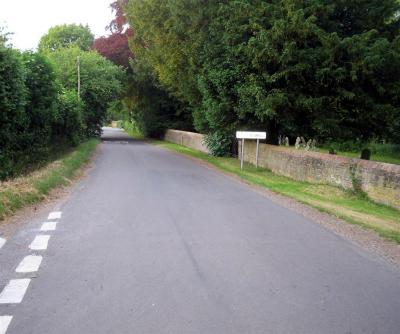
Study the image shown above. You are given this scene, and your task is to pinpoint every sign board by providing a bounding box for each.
[236,131,266,140]
[236,131,267,170]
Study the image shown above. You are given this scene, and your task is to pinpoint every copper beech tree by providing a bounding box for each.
[92,0,133,68]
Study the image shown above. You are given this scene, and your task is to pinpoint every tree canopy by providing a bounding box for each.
[38,24,94,52]
[47,46,125,136]
[121,0,400,153]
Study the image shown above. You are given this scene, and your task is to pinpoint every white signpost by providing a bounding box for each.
[236,131,267,170]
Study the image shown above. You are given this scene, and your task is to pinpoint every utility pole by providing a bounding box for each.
[77,56,81,100]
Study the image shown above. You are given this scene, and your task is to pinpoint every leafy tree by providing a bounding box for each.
[47,46,125,136]
[38,24,94,52]
[122,0,400,150]
[93,33,133,68]
[125,60,182,137]
[93,1,133,68]
[125,0,212,108]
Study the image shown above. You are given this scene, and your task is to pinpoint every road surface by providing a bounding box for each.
[0,127,399,334]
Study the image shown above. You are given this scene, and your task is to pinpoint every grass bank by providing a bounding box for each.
[0,139,99,220]
[122,120,144,139]
[153,140,400,244]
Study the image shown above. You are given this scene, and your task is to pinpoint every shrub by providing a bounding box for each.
[204,129,234,156]
[21,52,59,160]
[0,42,27,179]
[54,90,85,145]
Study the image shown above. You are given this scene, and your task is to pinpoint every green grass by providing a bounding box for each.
[0,139,99,220]
[122,120,144,139]
[152,140,400,244]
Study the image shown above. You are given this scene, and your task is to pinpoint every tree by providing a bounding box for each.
[122,0,400,149]
[124,0,213,108]
[93,1,133,68]
[92,32,133,68]
[38,24,94,52]
[47,46,125,136]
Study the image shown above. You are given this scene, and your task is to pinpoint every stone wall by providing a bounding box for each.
[239,141,400,209]
[164,129,210,154]
[163,129,399,209]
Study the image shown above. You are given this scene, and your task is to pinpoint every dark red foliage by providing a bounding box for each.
[107,0,129,34]
[92,0,133,68]
[92,33,132,68]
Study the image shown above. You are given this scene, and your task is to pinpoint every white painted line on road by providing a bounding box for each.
[29,235,50,250]
[40,221,57,231]
[0,316,12,334]
[47,211,62,220]
[16,255,43,273]
[0,238,5,250]
[0,279,31,304]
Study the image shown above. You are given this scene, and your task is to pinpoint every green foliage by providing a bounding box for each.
[123,0,400,150]
[54,90,85,145]
[0,31,90,180]
[21,51,59,157]
[46,46,125,136]
[204,129,234,157]
[123,120,143,138]
[122,60,185,138]
[38,24,94,52]
[0,42,27,179]
[106,100,128,124]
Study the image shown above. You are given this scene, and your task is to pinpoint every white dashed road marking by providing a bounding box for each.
[0,316,12,334]
[29,235,50,251]
[0,279,31,304]
[40,222,57,231]
[47,211,62,220]
[16,255,43,273]
[0,238,5,250]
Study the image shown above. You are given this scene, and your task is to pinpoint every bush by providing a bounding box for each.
[204,129,234,156]
[0,42,27,179]
[53,90,85,145]
[21,52,59,160]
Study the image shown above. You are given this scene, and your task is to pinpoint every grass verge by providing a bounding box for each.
[0,139,99,220]
[122,120,145,140]
[153,140,400,244]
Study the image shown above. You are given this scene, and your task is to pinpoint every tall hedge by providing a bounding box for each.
[0,41,86,180]
[0,42,27,178]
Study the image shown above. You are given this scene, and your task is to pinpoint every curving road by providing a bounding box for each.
[0,127,399,334]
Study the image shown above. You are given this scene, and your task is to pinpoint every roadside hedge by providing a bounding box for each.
[0,40,85,180]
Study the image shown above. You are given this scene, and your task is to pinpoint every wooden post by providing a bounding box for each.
[256,139,260,168]
[77,56,81,100]
[240,138,245,170]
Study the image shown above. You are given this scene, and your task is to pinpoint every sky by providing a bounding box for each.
[0,0,114,50]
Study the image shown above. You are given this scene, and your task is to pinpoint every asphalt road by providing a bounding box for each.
[0,127,400,334]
